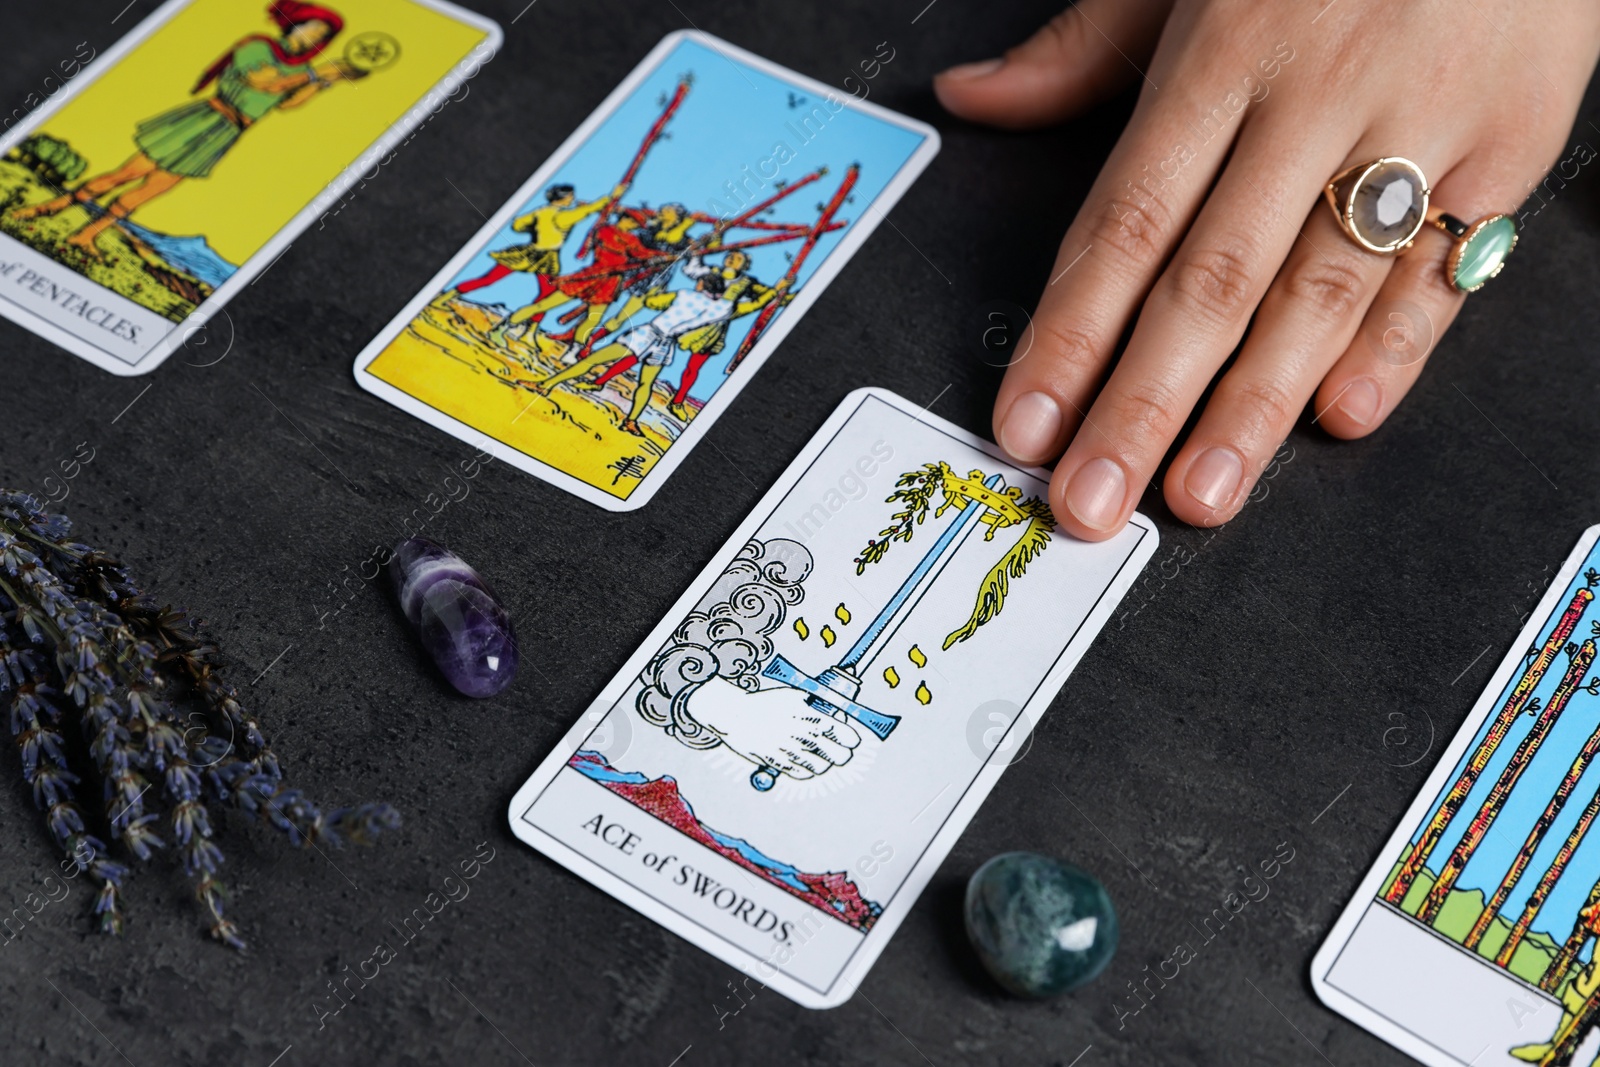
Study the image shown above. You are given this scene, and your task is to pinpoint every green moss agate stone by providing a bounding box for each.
[1453,214,1516,291]
[964,852,1118,998]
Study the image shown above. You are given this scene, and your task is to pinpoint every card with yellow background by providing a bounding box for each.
[353,32,938,511]
[0,0,498,374]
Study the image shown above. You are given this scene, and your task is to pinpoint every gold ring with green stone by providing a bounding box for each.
[1427,208,1517,292]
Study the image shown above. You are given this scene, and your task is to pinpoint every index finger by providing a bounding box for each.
[992,16,1258,465]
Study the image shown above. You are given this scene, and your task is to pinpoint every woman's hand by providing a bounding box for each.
[936,0,1600,539]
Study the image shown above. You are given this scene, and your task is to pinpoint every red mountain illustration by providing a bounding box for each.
[569,751,881,931]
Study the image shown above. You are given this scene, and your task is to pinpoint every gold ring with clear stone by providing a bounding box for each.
[1324,156,1430,256]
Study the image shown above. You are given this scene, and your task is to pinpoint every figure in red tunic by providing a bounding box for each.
[489,214,655,350]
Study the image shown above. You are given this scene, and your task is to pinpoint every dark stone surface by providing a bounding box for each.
[1,1,1597,1064]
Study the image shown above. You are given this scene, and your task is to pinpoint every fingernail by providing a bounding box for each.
[1337,378,1381,426]
[1184,446,1244,510]
[1064,457,1127,532]
[998,391,1062,462]
[939,57,1004,81]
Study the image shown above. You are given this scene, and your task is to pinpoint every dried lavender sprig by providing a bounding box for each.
[208,763,401,849]
[13,502,277,779]
[0,538,164,868]
[99,601,375,858]
[43,530,388,858]
[0,489,400,948]
[194,872,243,951]
[0,612,129,933]
[4,531,249,949]
[112,600,277,779]
[0,557,165,938]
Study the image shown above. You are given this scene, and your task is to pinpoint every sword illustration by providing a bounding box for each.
[746,473,1007,791]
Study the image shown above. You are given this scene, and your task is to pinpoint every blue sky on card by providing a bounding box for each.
[444,37,928,403]
[1407,540,1600,950]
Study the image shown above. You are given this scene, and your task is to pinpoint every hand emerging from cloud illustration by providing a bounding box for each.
[688,678,862,781]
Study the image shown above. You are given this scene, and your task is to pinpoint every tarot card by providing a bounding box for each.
[352,31,939,511]
[1313,526,1600,1066]
[507,388,1158,1008]
[0,0,498,375]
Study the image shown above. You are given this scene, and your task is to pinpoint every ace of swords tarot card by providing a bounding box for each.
[0,0,499,374]
[507,389,1158,1008]
[352,31,938,511]
[1314,526,1600,1066]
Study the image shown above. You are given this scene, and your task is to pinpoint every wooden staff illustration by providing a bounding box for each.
[725,163,858,373]
[1497,775,1600,967]
[1465,687,1600,950]
[576,75,690,260]
[1384,583,1596,906]
[1417,640,1598,925]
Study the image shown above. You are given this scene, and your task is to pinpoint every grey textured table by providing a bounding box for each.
[2,2,1598,1065]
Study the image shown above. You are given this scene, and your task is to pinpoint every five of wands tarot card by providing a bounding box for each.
[0,0,499,374]
[1314,525,1600,1066]
[352,31,939,511]
[508,389,1159,1008]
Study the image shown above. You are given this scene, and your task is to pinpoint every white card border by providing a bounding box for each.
[350,29,941,512]
[0,0,503,376]
[506,386,1159,1008]
[1310,524,1600,1065]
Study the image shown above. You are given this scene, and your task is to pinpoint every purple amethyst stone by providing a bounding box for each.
[389,537,518,698]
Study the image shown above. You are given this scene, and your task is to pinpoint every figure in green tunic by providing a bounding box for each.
[9,2,363,260]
